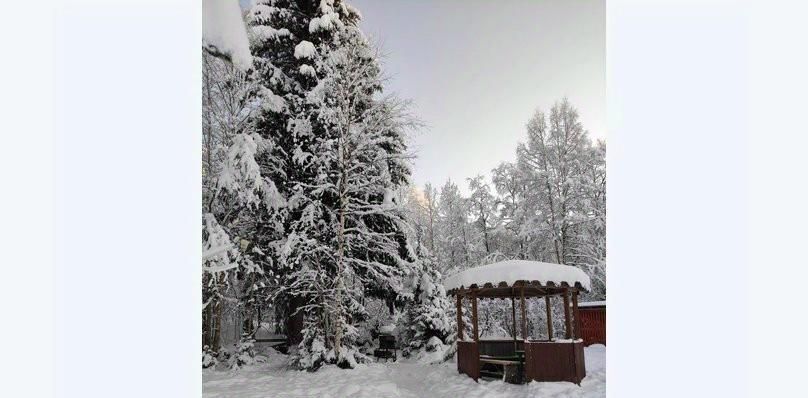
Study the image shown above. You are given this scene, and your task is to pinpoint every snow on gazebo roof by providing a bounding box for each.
[577,300,606,308]
[443,260,591,293]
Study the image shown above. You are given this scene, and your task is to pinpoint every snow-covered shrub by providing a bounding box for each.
[202,345,218,369]
[400,252,453,359]
[292,309,347,371]
[425,335,443,351]
[439,276,471,363]
[293,309,369,370]
[227,337,257,369]
[294,322,328,371]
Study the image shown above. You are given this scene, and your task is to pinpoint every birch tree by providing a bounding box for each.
[437,180,471,273]
[467,175,498,256]
[517,98,590,264]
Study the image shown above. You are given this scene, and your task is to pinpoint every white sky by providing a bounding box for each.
[350,0,605,193]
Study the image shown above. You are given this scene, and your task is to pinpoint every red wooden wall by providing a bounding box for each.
[579,306,606,346]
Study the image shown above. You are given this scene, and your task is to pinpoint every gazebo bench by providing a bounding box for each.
[479,356,520,366]
[479,356,522,383]
[480,358,521,366]
[373,334,397,361]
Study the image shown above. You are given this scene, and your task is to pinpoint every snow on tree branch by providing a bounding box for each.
[203,0,253,71]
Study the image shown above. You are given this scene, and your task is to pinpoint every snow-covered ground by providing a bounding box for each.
[203,345,605,397]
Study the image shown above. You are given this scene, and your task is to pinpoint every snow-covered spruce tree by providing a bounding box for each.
[202,46,281,355]
[400,247,452,360]
[247,0,418,370]
[239,0,316,347]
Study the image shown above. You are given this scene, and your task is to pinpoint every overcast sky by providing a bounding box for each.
[242,0,605,193]
[350,0,605,193]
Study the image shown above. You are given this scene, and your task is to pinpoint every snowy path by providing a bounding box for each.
[203,345,605,397]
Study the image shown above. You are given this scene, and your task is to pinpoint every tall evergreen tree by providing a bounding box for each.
[245,0,419,369]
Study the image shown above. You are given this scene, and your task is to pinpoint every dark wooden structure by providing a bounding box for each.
[577,301,606,346]
[373,334,398,361]
[457,341,480,379]
[447,262,589,385]
[253,333,289,354]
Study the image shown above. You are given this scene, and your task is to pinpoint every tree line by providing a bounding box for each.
[202,0,605,371]
[405,98,606,302]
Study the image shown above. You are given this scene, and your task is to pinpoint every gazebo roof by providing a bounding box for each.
[443,260,591,297]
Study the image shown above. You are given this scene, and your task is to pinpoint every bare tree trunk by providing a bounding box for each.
[333,103,351,364]
[462,222,470,263]
[428,207,435,251]
[212,296,222,352]
[203,57,216,213]
[483,224,490,254]
[542,161,562,263]
[334,199,345,361]
[286,296,304,345]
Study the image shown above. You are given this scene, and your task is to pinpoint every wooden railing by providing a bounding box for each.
[477,339,524,357]
[523,340,586,384]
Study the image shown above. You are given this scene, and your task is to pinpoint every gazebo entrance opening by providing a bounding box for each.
[444,260,590,385]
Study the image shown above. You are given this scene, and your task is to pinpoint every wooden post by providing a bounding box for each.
[563,289,572,339]
[456,292,464,341]
[520,286,527,340]
[572,289,581,340]
[511,295,517,350]
[545,295,553,340]
[511,296,517,338]
[471,290,479,342]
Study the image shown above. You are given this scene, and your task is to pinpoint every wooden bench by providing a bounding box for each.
[479,355,523,384]
[480,358,520,366]
[253,336,289,354]
[373,334,397,361]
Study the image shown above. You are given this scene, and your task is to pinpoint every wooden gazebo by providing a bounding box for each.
[444,260,591,385]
